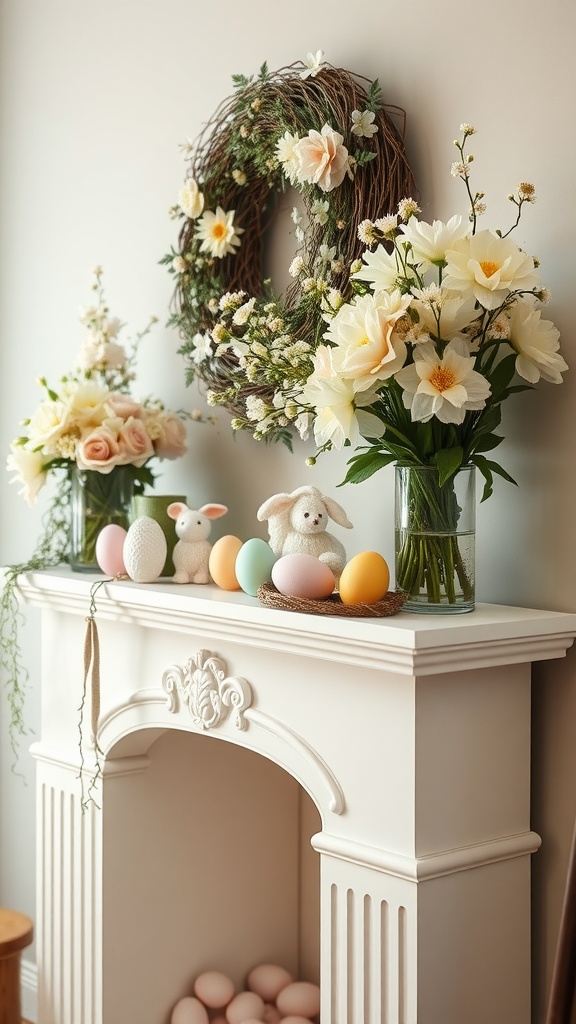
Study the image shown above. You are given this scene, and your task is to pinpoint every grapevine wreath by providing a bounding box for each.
[164,53,417,446]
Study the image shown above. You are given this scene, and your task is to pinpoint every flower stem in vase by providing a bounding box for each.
[69,466,135,572]
[395,464,475,613]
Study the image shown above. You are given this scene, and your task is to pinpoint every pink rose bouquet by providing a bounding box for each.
[7,267,191,505]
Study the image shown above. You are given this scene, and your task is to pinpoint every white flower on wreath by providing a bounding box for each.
[195,206,244,259]
[300,50,325,79]
[395,337,491,424]
[507,296,568,384]
[310,199,329,225]
[190,332,213,365]
[351,109,378,138]
[443,229,537,310]
[293,124,349,193]
[276,131,301,183]
[178,177,205,220]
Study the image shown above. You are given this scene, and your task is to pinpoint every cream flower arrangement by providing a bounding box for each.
[2,267,197,761]
[162,53,417,443]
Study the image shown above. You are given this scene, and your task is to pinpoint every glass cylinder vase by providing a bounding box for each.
[395,464,476,614]
[69,465,135,572]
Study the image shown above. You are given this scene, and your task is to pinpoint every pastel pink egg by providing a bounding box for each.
[247,964,294,1003]
[95,524,127,576]
[276,981,320,1019]
[262,1005,282,1024]
[194,970,235,1008]
[279,1017,312,1023]
[226,991,265,1024]
[171,996,209,1024]
[271,554,335,600]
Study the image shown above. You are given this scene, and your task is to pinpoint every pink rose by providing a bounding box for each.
[294,124,349,193]
[76,426,122,472]
[105,393,144,420]
[117,416,154,467]
[153,412,188,460]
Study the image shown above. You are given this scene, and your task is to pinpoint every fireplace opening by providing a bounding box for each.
[103,727,322,1023]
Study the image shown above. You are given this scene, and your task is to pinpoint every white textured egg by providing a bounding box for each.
[122,516,167,584]
[171,996,209,1024]
[276,981,321,1019]
[95,524,127,576]
[225,991,265,1024]
[247,964,293,1003]
[235,538,277,597]
[193,970,234,1009]
[271,553,335,600]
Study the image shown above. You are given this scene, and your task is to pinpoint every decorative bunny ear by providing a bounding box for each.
[199,503,228,520]
[167,501,187,520]
[257,492,297,521]
[322,494,353,529]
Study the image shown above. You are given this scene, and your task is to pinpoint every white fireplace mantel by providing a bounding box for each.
[19,569,576,1024]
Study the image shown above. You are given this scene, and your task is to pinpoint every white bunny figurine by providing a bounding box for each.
[167,501,228,583]
[257,485,353,579]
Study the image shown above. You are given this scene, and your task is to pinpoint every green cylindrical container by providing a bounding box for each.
[132,494,187,577]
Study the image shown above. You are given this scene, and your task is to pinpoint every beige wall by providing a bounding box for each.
[1,1,575,1020]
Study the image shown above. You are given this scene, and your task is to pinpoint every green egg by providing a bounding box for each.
[235,538,277,597]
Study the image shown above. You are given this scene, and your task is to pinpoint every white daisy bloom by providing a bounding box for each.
[444,230,538,310]
[395,337,491,424]
[195,207,244,259]
[300,50,325,79]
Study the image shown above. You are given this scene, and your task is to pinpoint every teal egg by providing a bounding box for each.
[235,537,277,597]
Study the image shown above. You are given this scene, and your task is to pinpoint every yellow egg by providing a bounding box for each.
[338,551,390,605]
[208,535,243,590]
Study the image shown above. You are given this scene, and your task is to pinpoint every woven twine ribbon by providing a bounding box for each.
[83,613,101,747]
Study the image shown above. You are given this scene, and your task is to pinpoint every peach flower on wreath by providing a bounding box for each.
[293,123,349,193]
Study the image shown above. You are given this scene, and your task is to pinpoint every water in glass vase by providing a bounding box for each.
[394,464,476,614]
[69,465,135,572]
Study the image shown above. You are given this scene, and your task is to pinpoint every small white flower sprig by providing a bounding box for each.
[162,52,417,446]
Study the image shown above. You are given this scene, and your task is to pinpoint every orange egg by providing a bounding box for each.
[208,535,243,590]
[338,551,390,605]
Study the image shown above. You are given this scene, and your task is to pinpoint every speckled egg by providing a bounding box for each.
[122,516,167,584]
[271,553,335,600]
[338,551,390,605]
[235,538,277,597]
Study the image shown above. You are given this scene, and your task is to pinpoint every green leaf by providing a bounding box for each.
[434,447,463,485]
[470,432,504,454]
[473,454,517,501]
[487,353,517,400]
[340,450,396,485]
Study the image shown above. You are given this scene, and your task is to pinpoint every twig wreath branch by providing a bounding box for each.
[163,54,417,446]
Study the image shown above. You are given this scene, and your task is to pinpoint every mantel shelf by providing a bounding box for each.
[18,567,576,676]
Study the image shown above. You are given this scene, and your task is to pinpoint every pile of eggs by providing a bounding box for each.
[210,537,390,606]
[171,964,320,1024]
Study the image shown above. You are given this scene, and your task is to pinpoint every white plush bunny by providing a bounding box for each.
[257,485,353,578]
[167,501,228,584]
